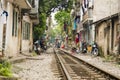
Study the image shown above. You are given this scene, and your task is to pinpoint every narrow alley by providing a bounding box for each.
[0,0,120,80]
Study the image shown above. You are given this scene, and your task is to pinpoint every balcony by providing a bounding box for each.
[29,0,39,24]
[82,9,93,24]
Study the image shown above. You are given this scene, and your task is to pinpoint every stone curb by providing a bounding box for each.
[8,56,27,64]
[0,76,18,80]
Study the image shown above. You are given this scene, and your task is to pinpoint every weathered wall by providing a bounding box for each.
[22,16,32,52]
[96,22,107,56]
[6,2,18,57]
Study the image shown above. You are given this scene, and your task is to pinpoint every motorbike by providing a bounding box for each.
[92,44,99,56]
[82,47,87,53]
[92,47,98,56]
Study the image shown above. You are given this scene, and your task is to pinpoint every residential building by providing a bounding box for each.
[0,0,39,58]
[92,0,120,56]
[79,0,120,57]
[79,0,93,43]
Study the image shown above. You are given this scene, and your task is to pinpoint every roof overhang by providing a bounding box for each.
[7,0,32,9]
[82,18,93,24]
[92,13,118,25]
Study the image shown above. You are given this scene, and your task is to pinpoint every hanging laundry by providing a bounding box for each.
[1,10,8,24]
[80,8,83,21]
[82,0,87,12]
[84,0,87,8]
[73,20,77,30]
[82,6,85,14]
[84,0,89,8]
[3,11,8,16]
[87,0,89,8]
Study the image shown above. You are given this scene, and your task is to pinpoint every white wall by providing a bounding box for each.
[0,6,3,51]
[5,2,19,57]
[93,0,119,22]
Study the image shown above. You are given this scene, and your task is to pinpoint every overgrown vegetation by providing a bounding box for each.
[104,55,114,62]
[32,51,38,56]
[98,46,104,57]
[0,61,12,77]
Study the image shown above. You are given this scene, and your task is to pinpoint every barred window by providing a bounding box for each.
[12,9,18,37]
[22,21,30,40]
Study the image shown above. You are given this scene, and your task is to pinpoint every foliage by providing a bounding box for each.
[39,0,73,16]
[33,26,44,41]
[54,25,62,35]
[33,13,46,41]
[33,0,74,40]
[49,28,56,38]
[0,61,12,77]
[48,25,62,41]
[39,13,47,27]
[54,10,72,38]
[55,11,71,26]
[32,51,37,56]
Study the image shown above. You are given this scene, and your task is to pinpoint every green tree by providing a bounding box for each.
[54,25,62,35]
[33,0,74,41]
[54,10,72,37]
[33,13,46,41]
[39,0,73,16]
[55,11,70,25]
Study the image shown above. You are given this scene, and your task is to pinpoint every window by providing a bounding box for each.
[12,9,18,37]
[22,21,30,40]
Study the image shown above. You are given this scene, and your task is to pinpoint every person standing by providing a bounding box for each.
[75,33,79,49]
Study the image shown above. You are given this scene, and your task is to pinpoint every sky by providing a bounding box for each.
[50,11,58,28]
[51,12,57,24]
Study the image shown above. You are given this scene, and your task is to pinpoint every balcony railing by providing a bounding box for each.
[83,9,93,23]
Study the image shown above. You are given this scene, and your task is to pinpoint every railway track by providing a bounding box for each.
[54,49,120,80]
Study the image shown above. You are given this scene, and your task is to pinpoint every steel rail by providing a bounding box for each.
[60,49,120,80]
